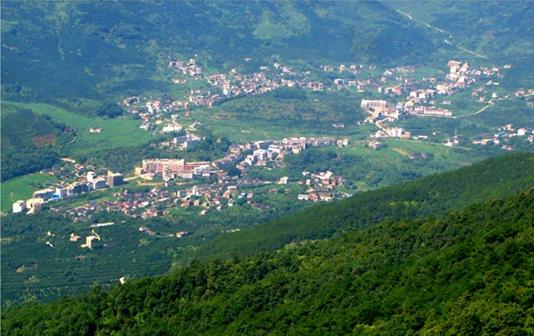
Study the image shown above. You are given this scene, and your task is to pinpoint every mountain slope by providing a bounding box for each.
[3,187,533,335]
[3,0,533,103]
[382,0,534,87]
[186,152,534,261]
[2,153,531,305]
[1,0,435,102]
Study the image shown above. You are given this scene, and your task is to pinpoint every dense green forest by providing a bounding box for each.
[1,108,73,181]
[3,186,533,335]
[185,152,534,261]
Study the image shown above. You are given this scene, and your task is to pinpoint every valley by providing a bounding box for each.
[2,30,533,305]
[1,1,534,333]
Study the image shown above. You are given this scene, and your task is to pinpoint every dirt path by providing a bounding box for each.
[396,9,486,59]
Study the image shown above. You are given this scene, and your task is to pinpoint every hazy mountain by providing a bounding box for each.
[1,0,435,101]
[3,0,533,100]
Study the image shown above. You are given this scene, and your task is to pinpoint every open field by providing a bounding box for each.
[330,138,486,190]
[342,138,477,165]
[193,110,370,143]
[1,173,58,213]
[2,102,152,156]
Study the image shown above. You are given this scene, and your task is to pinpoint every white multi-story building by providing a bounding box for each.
[12,200,26,214]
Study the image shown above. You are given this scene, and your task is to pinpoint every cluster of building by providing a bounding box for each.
[168,58,203,77]
[357,60,517,143]
[196,62,401,103]
[472,124,534,150]
[14,131,354,221]
[160,133,202,150]
[69,230,102,250]
[77,136,350,218]
[121,57,514,150]
[152,59,387,113]
[121,96,191,131]
[61,166,352,221]
[374,127,411,139]
[297,170,349,202]
[60,180,268,221]
[235,137,349,171]
[137,159,216,180]
[137,136,350,181]
[361,60,512,122]
[60,188,173,221]
[12,171,124,215]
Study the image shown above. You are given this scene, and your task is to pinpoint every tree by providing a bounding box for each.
[96,103,124,118]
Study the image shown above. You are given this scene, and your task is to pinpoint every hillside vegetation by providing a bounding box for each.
[2,153,531,305]
[186,152,534,261]
[3,187,533,335]
[4,0,533,103]
[1,0,435,102]
[384,0,534,87]
[1,107,73,181]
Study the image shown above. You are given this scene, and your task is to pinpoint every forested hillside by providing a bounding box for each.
[3,187,533,335]
[1,107,73,181]
[1,0,436,102]
[4,0,533,103]
[384,0,534,87]
[3,153,531,304]
[186,152,534,261]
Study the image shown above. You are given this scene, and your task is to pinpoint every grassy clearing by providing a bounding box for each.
[338,138,480,177]
[442,90,486,117]
[1,173,58,213]
[2,101,152,156]
[193,110,369,143]
[385,139,476,164]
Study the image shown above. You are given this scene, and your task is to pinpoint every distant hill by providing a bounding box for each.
[3,186,533,335]
[3,0,533,102]
[186,152,534,261]
[383,0,534,87]
[1,107,73,181]
[1,0,435,102]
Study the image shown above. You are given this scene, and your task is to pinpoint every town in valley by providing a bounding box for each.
[8,56,534,254]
